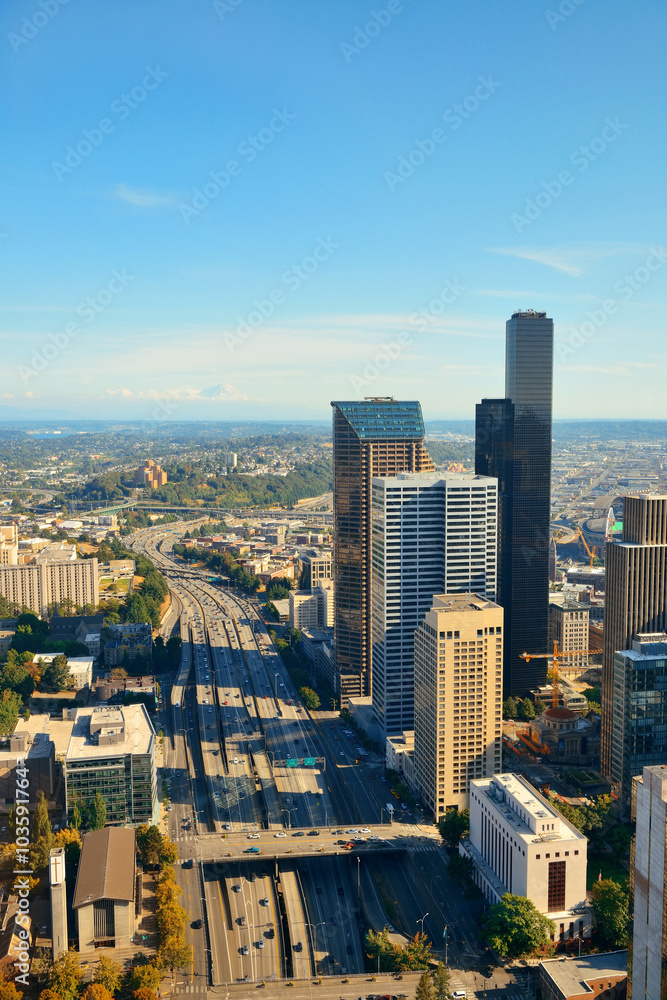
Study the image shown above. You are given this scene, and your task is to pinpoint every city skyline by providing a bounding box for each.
[2,1,667,420]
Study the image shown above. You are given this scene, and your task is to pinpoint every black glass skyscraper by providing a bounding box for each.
[475,311,554,697]
[331,399,435,706]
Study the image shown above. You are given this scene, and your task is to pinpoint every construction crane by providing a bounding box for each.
[521,641,601,708]
[574,526,598,568]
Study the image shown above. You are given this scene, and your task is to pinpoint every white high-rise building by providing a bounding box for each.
[0,558,98,617]
[371,473,497,735]
[414,593,503,815]
[631,765,667,998]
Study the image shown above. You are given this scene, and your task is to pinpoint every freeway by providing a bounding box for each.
[128,522,461,991]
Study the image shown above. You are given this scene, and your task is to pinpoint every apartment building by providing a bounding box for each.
[0,557,99,617]
[413,593,503,816]
[0,525,18,566]
[549,600,590,676]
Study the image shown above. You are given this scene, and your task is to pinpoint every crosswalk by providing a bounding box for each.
[176,983,206,994]
[447,978,527,999]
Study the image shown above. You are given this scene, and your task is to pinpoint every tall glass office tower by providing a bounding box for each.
[331,399,435,705]
[475,311,554,697]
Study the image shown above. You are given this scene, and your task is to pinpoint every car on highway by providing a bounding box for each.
[241,945,249,955]
[232,884,241,892]
[340,751,345,756]
[337,886,344,895]
[346,829,358,834]
[315,886,322,894]
[275,832,286,838]
[238,916,247,926]
[451,993,467,999]
[307,830,320,836]
[244,847,261,854]
[247,833,260,839]
[259,897,269,906]
[360,828,371,834]
[256,940,264,949]
[329,916,336,925]
[292,831,305,837]
[293,941,302,952]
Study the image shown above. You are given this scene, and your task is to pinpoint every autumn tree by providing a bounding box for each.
[415,971,434,1000]
[93,955,121,996]
[81,984,113,1000]
[132,990,159,1000]
[48,951,82,1000]
[54,826,82,864]
[126,963,162,994]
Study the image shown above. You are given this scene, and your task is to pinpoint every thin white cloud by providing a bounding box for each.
[485,242,649,276]
[114,184,177,208]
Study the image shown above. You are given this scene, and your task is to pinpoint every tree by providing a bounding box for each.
[127,962,162,994]
[447,854,474,883]
[49,951,83,1000]
[590,879,629,948]
[534,699,546,716]
[159,935,191,974]
[437,808,469,847]
[0,659,35,701]
[503,696,518,719]
[34,791,52,844]
[0,691,21,735]
[432,962,452,1000]
[517,698,536,721]
[136,824,164,866]
[132,991,158,1000]
[54,826,82,864]
[39,991,61,1000]
[482,893,554,958]
[93,955,121,996]
[400,932,433,971]
[88,791,107,830]
[299,687,320,710]
[41,654,70,693]
[81,985,113,1000]
[0,981,21,1000]
[71,801,82,830]
[415,971,434,1000]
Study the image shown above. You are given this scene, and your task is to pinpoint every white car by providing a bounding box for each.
[233,758,238,764]
[452,993,467,999]
[275,832,287,838]
[260,897,269,906]
[247,833,260,840]
[360,828,371,834]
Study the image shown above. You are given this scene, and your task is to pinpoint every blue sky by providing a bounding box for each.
[2,0,666,422]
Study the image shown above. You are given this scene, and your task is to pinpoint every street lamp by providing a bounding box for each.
[305,921,326,975]
[281,809,292,830]
[417,911,429,936]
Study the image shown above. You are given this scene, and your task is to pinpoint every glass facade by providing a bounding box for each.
[331,400,434,703]
[66,749,157,826]
[613,639,667,816]
[475,312,553,697]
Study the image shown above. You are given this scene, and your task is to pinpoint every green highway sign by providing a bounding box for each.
[286,758,298,768]
[304,757,316,767]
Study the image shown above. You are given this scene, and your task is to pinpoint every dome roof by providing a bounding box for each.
[544,706,578,722]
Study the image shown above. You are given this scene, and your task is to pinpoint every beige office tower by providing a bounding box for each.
[630,765,667,999]
[0,525,18,566]
[414,593,503,817]
[601,495,667,781]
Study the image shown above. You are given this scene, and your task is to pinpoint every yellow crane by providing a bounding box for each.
[574,526,598,567]
[521,642,601,708]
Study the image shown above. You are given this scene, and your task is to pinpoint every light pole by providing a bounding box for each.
[305,921,326,976]
[357,855,361,894]
[245,898,256,982]
[443,924,449,968]
[417,911,429,936]
[281,809,292,830]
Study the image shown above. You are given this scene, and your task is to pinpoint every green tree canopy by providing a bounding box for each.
[299,687,320,710]
[41,654,70,693]
[517,698,536,721]
[590,879,629,949]
[0,691,21,735]
[431,963,452,1000]
[437,808,469,847]
[88,790,107,830]
[503,696,518,719]
[415,971,434,1000]
[481,893,554,958]
[48,952,83,1000]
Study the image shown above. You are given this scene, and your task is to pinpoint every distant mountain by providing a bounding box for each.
[199,384,249,401]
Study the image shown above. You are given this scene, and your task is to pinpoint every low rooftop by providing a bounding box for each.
[471,773,586,843]
[65,704,154,761]
[540,950,627,995]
